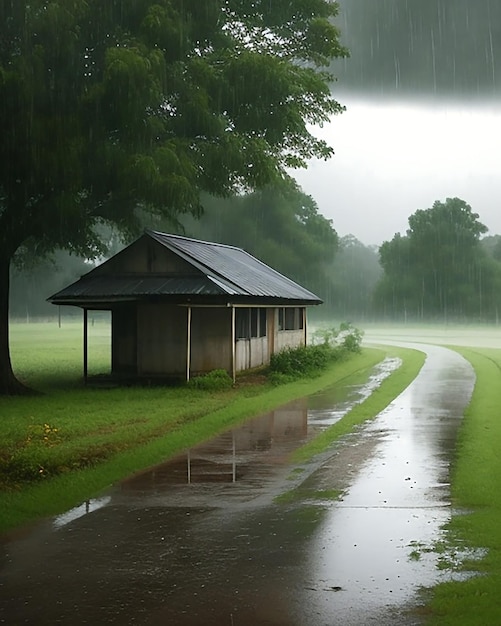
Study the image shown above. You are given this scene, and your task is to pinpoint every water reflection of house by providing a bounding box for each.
[122,399,308,489]
[48,231,321,383]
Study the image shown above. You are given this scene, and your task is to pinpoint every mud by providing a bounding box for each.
[0,345,474,625]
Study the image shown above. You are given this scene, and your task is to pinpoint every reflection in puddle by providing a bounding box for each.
[53,496,111,529]
[119,357,400,496]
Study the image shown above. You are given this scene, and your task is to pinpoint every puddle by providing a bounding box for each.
[0,348,476,625]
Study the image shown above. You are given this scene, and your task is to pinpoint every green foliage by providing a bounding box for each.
[374,197,501,321]
[311,322,364,352]
[326,235,382,317]
[187,369,233,391]
[270,344,335,383]
[0,0,346,258]
[269,324,363,383]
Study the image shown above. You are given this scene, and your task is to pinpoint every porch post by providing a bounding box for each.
[186,306,192,382]
[83,308,88,383]
[231,305,236,383]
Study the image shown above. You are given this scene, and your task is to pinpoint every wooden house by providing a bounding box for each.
[48,231,322,383]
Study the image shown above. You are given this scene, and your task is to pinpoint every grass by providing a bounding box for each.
[0,320,417,535]
[425,346,501,625]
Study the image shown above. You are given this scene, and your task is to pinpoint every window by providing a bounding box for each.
[259,308,267,337]
[285,307,295,330]
[236,308,250,339]
[250,308,258,337]
[235,308,267,339]
[278,307,304,331]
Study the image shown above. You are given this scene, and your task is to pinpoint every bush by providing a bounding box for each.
[269,343,340,383]
[269,323,364,384]
[311,322,364,353]
[187,369,233,391]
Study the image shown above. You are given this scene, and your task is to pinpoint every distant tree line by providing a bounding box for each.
[15,193,501,326]
[9,181,382,324]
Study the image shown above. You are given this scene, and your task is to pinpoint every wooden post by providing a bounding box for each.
[186,306,192,382]
[232,431,236,483]
[231,305,236,383]
[83,308,88,383]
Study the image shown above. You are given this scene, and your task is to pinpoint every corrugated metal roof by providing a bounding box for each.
[49,231,322,305]
[51,275,224,302]
[148,231,321,302]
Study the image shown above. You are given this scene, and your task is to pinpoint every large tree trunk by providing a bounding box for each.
[0,254,34,395]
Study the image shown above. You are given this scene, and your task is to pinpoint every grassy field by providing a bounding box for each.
[1,320,423,534]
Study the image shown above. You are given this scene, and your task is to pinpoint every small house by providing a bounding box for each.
[48,230,322,383]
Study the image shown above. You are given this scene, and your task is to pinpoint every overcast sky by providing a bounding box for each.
[294,94,501,247]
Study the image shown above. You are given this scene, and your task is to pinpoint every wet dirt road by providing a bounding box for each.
[0,344,474,625]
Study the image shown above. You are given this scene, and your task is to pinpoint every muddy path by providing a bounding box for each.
[0,344,474,625]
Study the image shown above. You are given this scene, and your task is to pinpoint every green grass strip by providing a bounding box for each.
[426,346,501,625]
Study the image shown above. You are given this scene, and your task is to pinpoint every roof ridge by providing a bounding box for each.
[146,229,244,253]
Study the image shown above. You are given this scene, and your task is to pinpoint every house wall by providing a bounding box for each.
[234,307,307,371]
[272,307,307,352]
[136,303,187,376]
[235,336,268,372]
[111,301,309,380]
[190,307,232,375]
[275,329,305,351]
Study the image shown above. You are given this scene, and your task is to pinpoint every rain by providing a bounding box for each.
[294,0,501,247]
[2,2,501,623]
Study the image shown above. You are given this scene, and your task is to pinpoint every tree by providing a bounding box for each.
[374,198,495,321]
[0,1,347,394]
[179,182,339,299]
[327,235,382,320]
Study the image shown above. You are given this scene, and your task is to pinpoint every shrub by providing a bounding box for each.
[269,344,340,383]
[311,322,364,353]
[269,323,364,384]
[187,369,233,391]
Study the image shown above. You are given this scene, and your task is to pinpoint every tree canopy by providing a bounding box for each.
[374,197,500,321]
[0,0,347,394]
